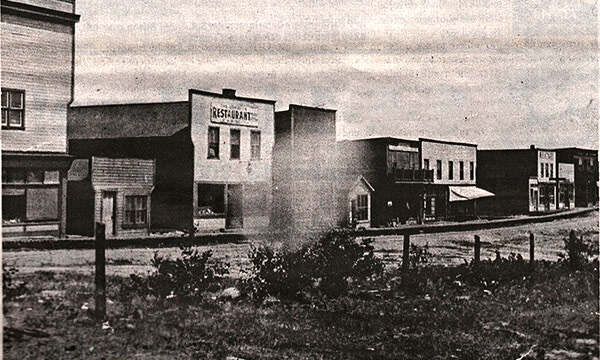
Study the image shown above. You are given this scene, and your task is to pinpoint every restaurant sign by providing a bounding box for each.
[210,102,258,127]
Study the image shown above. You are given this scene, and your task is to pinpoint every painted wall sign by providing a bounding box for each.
[210,102,258,127]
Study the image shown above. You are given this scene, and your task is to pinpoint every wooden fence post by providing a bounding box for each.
[529,232,535,266]
[95,222,106,321]
[402,234,410,272]
[474,235,481,265]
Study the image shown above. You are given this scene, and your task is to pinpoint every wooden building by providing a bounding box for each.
[477,146,558,215]
[68,88,274,234]
[67,157,155,238]
[554,148,598,208]
[1,0,79,237]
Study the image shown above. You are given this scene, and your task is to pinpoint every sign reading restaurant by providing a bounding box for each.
[210,102,258,127]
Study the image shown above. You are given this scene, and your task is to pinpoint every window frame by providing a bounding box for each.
[356,194,368,221]
[423,159,429,170]
[250,130,261,160]
[448,160,454,180]
[1,88,25,130]
[436,160,442,180]
[469,161,474,180]
[230,128,241,160]
[207,126,220,159]
[124,195,148,228]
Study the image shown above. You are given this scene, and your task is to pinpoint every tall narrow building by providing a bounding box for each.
[2,0,80,237]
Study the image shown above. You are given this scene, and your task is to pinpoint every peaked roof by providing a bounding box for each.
[68,102,189,140]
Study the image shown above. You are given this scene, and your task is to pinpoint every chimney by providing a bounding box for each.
[530,145,535,150]
[222,88,236,98]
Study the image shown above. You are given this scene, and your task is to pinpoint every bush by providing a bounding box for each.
[3,265,27,309]
[128,246,229,302]
[405,243,433,269]
[246,229,384,301]
[559,231,598,270]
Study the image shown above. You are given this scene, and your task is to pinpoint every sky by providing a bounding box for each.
[73,0,598,149]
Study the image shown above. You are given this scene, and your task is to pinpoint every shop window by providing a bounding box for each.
[230,129,241,159]
[251,131,261,160]
[423,159,429,170]
[44,170,60,184]
[436,160,442,180]
[1,89,25,129]
[125,196,148,226]
[197,183,225,216]
[448,161,454,180]
[459,161,464,180]
[3,168,25,184]
[26,188,58,221]
[26,169,44,184]
[2,194,25,223]
[469,161,474,180]
[356,194,368,221]
[208,127,220,159]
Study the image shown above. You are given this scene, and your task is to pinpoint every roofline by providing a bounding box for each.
[69,101,188,109]
[553,147,599,152]
[2,0,80,25]
[419,138,478,147]
[478,147,556,152]
[287,104,337,112]
[338,136,417,143]
[188,89,276,104]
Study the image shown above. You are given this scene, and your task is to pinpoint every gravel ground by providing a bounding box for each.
[3,211,597,277]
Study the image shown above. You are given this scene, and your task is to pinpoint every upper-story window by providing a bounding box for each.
[545,163,549,178]
[459,161,464,180]
[208,127,220,159]
[436,160,442,180]
[230,129,241,160]
[469,161,474,180]
[1,89,25,130]
[423,159,429,170]
[540,163,544,177]
[448,160,454,180]
[251,131,261,160]
[550,164,553,178]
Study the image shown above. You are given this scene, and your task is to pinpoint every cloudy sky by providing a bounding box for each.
[73,0,598,149]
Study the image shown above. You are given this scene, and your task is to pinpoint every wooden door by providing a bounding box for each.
[102,192,116,237]
[226,184,243,229]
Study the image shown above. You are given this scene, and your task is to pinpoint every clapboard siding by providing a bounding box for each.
[1,15,73,153]
[91,158,155,188]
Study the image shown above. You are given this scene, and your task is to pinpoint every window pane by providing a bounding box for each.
[1,91,7,108]
[230,129,240,145]
[2,109,7,126]
[197,184,225,215]
[44,170,60,184]
[136,209,147,224]
[8,110,22,126]
[26,170,44,183]
[230,129,240,159]
[208,127,220,158]
[125,197,135,210]
[9,92,23,109]
[124,210,135,224]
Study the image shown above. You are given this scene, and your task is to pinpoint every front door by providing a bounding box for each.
[226,184,243,229]
[102,192,116,237]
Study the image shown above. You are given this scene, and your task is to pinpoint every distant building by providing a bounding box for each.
[338,137,491,227]
[271,105,344,231]
[554,148,598,208]
[68,89,274,233]
[1,0,80,237]
[67,157,155,238]
[477,146,558,215]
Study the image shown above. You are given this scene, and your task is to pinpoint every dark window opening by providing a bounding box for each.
[448,161,454,180]
[423,159,429,170]
[197,183,225,216]
[356,194,368,221]
[230,129,240,159]
[125,196,148,226]
[3,195,25,223]
[208,127,220,159]
[1,89,25,129]
[436,160,442,180]
[459,161,464,180]
[469,161,474,180]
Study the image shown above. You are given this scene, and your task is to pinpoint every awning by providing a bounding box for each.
[448,186,495,202]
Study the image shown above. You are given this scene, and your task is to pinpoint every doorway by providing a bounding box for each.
[102,191,116,237]
[226,184,243,229]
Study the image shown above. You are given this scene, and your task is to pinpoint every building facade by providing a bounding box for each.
[271,105,344,231]
[554,148,598,208]
[477,146,558,215]
[68,88,274,234]
[2,0,79,237]
[67,157,155,238]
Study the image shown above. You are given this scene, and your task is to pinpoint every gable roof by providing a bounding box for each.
[68,101,189,140]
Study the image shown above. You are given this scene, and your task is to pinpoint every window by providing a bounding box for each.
[230,129,240,159]
[208,127,220,159]
[197,183,225,216]
[545,163,549,178]
[436,160,442,180]
[550,164,553,178]
[125,196,148,226]
[356,194,368,221]
[459,161,464,180]
[251,131,261,160]
[469,161,474,180]
[2,168,25,184]
[1,89,25,129]
[3,194,25,223]
[448,161,454,180]
[423,159,429,170]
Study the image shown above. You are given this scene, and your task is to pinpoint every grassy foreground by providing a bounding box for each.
[3,260,599,360]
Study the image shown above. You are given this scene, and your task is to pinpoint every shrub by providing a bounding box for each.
[405,243,433,269]
[559,231,598,270]
[3,265,27,307]
[246,229,384,301]
[128,246,229,301]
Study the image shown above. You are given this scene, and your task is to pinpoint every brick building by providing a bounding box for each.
[68,88,274,233]
[2,0,79,237]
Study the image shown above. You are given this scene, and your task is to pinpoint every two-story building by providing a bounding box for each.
[554,148,598,208]
[2,0,80,237]
[337,137,491,228]
[68,88,274,233]
[477,146,558,215]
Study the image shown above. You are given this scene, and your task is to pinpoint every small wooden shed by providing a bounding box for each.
[67,157,155,238]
